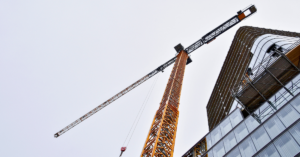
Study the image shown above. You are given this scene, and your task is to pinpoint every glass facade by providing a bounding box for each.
[223,132,237,152]
[205,109,244,151]
[178,72,300,157]
[263,115,285,139]
[256,143,280,157]
[251,126,270,150]
[200,93,300,157]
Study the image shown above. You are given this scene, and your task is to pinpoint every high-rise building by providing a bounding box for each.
[182,26,300,157]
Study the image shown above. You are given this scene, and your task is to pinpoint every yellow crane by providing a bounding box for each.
[54,5,257,157]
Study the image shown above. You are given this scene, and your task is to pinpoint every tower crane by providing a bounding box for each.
[54,5,257,157]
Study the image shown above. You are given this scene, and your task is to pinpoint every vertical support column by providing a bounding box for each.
[141,51,189,157]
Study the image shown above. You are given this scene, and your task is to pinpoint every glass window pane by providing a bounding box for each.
[223,132,237,152]
[213,141,226,157]
[251,126,271,150]
[207,149,214,157]
[211,126,222,146]
[220,118,233,136]
[234,122,249,143]
[258,143,280,157]
[230,110,243,127]
[263,115,286,139]
[276,96,287,109]
[289,121,300,144]
[238,137,257,157]
[245,116,260,133]
[273,88,289,109]
[260,107,275,122]
[290,96,300,113]
[276,104,300,127]
[206,134,212,150]
[256,101,279,122]
[225,147,241,157]
[274,131,300,157]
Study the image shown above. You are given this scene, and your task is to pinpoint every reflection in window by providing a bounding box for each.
[225,147,241,157]
[290,76,300,95]
[261,108,275,122]
[274,131,300,157]
[220,117,232,136]
[263,115,285,139]
[211,126,222,146]
[213,140,225,157]
[290,96,300,113]
[245,116,259,133]
[258,143,280,157]
[273,92,288,109]
[276,104,300,127]
[223,132,237,152]
[206,134,212,150]
[255,102,275,122]
[238,137,257,157]
[234,122,249,142]
[251,126,270,150]
[230,110,243,128]
[289,121,300,145]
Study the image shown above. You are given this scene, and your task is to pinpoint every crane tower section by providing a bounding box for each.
[141,50,188,157]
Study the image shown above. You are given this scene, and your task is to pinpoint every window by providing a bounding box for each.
[255,102,275,122]
[289,121,300,145]
[213,140,226,157]
[273,88,289,109]
[290,95,300,113]
[251,126,270,150]
[230,110,243,128]
[206,134,212,150]
[211,126,222,146]
[238,137,257,157]
[234,122,249,142]
[223,132,237,152]
[225,147,241,157]
[276,104,300,127]
[274,131,300,157]
[220,117,233,136]
[245,116,259,133]
[263,115,285,139]
[206,149,214,157]
[258,143,280,157]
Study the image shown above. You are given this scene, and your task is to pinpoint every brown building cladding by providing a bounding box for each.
[206,26,300,131]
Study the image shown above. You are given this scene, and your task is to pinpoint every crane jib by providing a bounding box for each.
[54,5,257,138]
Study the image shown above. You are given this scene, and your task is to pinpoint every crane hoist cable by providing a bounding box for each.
[120,73,160,157]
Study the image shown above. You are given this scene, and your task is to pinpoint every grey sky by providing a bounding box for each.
[1,0,300,157]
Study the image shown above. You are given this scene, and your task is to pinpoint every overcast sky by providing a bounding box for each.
[1,0,300,157]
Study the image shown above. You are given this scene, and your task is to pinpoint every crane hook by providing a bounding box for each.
[119,147,126,157]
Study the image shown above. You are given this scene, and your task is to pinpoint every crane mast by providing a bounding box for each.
[141,50,188,157]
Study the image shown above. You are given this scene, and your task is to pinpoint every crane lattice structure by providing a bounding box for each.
[54,5,257,157]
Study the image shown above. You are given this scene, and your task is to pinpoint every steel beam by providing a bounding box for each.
[277,50,300,71]
[264,68,294,96]
[246,76,277,110]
